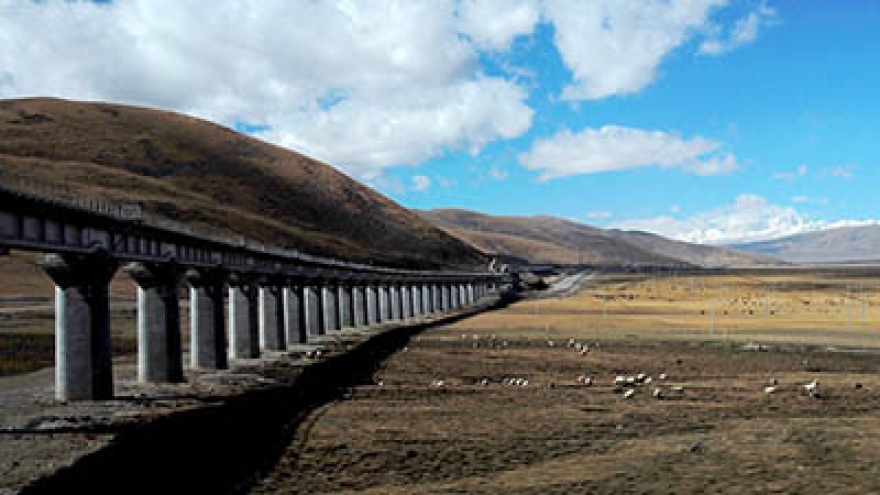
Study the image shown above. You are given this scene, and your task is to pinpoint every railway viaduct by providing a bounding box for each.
[0,182,502,401]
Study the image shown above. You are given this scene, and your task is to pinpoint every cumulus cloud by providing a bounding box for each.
[519,125,737,180]
[0,0,533,177]
[614,194,878,245]
[543,0,729,100]
[456,0,540,51]
[700,4,778,56]
[0,0,770,178]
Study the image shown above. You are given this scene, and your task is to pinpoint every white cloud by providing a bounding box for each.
[519,125,737,180]
[0,0,533,178]
[700,4,777,56]
[614,194,879,245]
[456,0,540,51]
[411,175,432,192]
[543,0,729,100]
[0,0,772,178]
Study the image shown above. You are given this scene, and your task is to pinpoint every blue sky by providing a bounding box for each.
[382,2,880,243]
[1,1,878,244]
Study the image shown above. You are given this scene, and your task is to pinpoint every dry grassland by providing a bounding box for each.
[253,270,880,494]
[447,272,880,348]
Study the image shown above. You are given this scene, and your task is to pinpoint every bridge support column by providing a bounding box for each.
[187,269,227,370]
[435,285,442,312]
[126,262,184,384]
[401,284,412,320]
[229,276,259,359]
[353,285,367,328]
[323,284,339,332]
[259,283,285,351]
[41,253,119,401]
[391,284,402,321]
[459,284,467,307]
[379,285,391,323]
[339,284,354,328]
[442,284,451,311]
[283,285,306,345]
[421,284,430,315]
[305,285,323,337]
[366,285,378,326]
[411,285,421,317]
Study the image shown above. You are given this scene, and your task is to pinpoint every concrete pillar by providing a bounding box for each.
[391,284,403,321]
[442,284,451,311]
[339,284,354,328]
[459,284,467,307]
[434,284,441,311]
[229,277,259,359]
[401,284,412,320]
[366,285,378,326]
[187,269,227,370]
[126,262,184,384]
[283,285,306,345]
[412,284,420,317]
[467,284,475,305]
[304,285,323,337]
[41,253,119,401]
[322,284,339,332]
[421,284,431,315]
[411,285,421,317]
[378,285,390,322]
[259,283,285,351]
[353,285,367,327]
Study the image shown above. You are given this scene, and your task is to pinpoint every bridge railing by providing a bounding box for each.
[0,166,496,278]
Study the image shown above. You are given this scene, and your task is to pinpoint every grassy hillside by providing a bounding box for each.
[419,209,685,266]
[0,98,485,269]
[420,209,776,267]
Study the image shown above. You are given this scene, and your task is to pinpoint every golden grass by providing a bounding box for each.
[449,272,880,348]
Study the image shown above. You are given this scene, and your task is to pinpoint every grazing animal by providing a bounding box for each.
[653,388,664,399]
[764,385,777,394]
[804,379,819,392]
[623,389,635,399]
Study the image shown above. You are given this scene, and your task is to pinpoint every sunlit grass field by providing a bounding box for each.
[448,271,880,348]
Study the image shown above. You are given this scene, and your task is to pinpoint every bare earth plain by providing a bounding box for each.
[251,270,880,494]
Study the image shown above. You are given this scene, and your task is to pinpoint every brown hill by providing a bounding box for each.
[419,209,776,268]
[0,98,485,269]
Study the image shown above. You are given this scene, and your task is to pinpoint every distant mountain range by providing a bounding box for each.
[418,209,776,268]
[731,225,880,263]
